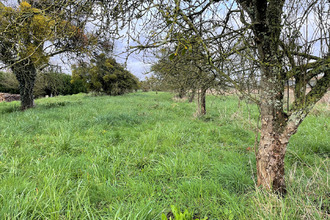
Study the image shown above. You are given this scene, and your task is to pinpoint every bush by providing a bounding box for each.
[34,71,87,97]
[0,70,87,97]
[0,71,20,94]
[71,53,140,95]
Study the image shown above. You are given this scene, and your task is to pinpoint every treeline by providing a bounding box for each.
[140,45,229,115]
[0,54,140,98]
[0,71,86,97]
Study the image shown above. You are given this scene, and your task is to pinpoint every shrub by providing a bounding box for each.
[71,53,140,95]
[0,71,20,94]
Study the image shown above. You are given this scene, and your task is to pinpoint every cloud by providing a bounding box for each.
[126,60,152,80]
[113,40,155,80]
[49,50,153,81]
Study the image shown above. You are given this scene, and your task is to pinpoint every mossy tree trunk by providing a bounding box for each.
[238,0,330,194]
[11,60,37,110]
[251,0,293,194]
[257,67,329,194]
[257,70,289,194]
[200,86,206,115]
[178,87,186,99]
[189,88,196,103]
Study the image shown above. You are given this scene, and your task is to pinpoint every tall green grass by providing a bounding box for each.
[0,92,328,219]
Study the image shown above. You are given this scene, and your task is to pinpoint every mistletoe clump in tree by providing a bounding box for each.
[0,1,94,109]
[71,53,140,96]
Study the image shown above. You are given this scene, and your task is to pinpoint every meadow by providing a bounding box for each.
[0,92,328,219]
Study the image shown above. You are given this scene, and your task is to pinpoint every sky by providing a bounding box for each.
[2,0,328,79]
[105,39,154,80]
[49,45,153,80]
[48,30,154,80]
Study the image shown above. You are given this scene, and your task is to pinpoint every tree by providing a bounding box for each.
[103,0,329,194]
[151,43,217,115]
[235,0,329,194]
[151,48,194,98]
[0,1,94,109]
[71,54,140,95]
[33,70,87,97]
[140,76,164,92]
[0,69,86,97]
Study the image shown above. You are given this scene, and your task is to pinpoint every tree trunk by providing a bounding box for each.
[11,61,37,110]
[200,87,206,115]
[255,57,326,195]
[256,62,289,195]
[178,87,185,99]
[189,88,196,103]
[257,102,309,195]
[250,0,287,194]
[257,120,289,194]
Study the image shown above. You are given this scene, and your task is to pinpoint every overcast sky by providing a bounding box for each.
[50,47,153,81]
[3,0,327,80]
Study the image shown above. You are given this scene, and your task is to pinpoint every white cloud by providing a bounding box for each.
[127,60,152,80]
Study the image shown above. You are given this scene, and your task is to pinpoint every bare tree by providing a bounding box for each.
[83,0,330,194]
[151,42,218,115]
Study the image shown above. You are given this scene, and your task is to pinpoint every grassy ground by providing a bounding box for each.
[0,92,328,219]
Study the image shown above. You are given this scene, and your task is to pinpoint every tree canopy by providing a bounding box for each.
[71,54,140,95]
[0,1,91,68]
[0,0,95,109]
[151,43,220,114]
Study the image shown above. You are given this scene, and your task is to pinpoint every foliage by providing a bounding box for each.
[140,76,164,92]
[0,92,328,219]
[34,71,87,97]
[71,53,139,95]
[151,44,217,97]
[0,1,95,109]
[0,1,88,67]
[0,71,19,94]
[0,70,86,96]
[161,205,208,220]
[151,44,221,115]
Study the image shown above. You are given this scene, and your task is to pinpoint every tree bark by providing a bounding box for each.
[11,60,37,110]
[257,69,289,194]
[189,88,196,103]
[238,0,288,194]
[256,68,328,194]
[178,87,185,99]
[200,87,206,115]
[257,118,288,194]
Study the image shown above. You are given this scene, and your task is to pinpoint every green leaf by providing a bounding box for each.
[169,53,176,61]
[188,45,193,52]
[166,20,173,25]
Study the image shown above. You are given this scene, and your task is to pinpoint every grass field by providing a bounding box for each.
[0,92,328,219]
